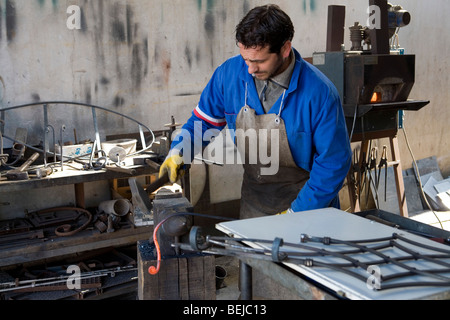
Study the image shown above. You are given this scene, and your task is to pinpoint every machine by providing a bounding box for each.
[313,1,429,140]
[312,1,431,217]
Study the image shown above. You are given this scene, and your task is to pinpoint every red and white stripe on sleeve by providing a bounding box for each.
[194,105,226,127]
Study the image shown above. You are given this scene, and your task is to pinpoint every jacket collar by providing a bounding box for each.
[239,48,303,94]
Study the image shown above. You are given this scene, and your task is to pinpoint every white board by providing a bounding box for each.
[217,208,450,300]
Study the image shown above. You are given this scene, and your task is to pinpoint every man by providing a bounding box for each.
[160,4,352,219]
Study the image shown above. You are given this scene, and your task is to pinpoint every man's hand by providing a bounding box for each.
[277,208,294,215]
[159,154,185,183]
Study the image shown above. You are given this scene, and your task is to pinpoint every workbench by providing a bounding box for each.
[0,158,156,269]
[0,158,155,206]
[217,208,450,300]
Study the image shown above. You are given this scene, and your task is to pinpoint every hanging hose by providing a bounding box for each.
[402,122,444,229]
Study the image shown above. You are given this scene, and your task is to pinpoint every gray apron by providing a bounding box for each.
[236,89,310,219]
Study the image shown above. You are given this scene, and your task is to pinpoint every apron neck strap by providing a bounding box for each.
[278,90,287,117]
[244,82,287,117]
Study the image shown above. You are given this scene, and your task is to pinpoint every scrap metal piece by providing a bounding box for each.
[105,165,136,175]
[28,207,93,237]
[98,199,131,217]
[108,146,127,163]
[94,219,108,233]
[11,128,28,159]
[28,208,82,228]
[0,218,33,236]
[128,177,153,226]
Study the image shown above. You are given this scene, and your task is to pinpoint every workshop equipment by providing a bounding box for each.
[313,1,430,217]
[5,152,40,181]
[137,189,216,300]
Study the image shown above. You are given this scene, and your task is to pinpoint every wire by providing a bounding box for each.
[148,212,236,276]
[349,87,362,144]
[401,119,444,229]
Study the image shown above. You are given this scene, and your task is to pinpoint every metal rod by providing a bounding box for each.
[239,261,252,300]
[60,125,66,171]
[43,104,48,168]
[187,232,450,292]
[92,107,101,152]
[0,267,137,293]
[139,125,146,150]
[46,125,57,164]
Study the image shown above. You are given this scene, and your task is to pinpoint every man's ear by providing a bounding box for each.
[282,41,292,59]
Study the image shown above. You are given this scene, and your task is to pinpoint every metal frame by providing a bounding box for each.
[184,231,450,292]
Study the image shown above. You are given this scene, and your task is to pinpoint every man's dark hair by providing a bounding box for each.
[236,4,295,54]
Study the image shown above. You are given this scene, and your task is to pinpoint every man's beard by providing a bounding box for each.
[253,53,289,80]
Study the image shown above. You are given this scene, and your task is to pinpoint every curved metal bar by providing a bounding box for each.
[394,233,450,254]
[206,234,450,292]
[0,101,156,157]
[306,235,450,283]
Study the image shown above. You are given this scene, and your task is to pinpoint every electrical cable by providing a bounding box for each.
[349,86,363,144]
[401,119,444,229]
[349,101,358,144]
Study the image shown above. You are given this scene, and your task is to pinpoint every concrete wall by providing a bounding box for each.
[0,0,449,217]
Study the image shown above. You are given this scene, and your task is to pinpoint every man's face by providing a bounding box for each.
[239,42,291,81]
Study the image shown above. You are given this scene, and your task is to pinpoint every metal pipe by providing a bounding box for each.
[60,125,66,171]
[239,261,253,300]
[46,124,57,164]
[92,107,101,152]
[43,104,48,167]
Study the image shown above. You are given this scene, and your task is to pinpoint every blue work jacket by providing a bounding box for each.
[172,48,352,212]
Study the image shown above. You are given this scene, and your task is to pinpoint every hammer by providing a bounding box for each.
[6,152,40,181]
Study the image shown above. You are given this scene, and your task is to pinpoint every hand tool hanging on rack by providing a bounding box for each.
[376,145,388,202]
[359,150,368,201]
[349,148,361,204]
[366,146,378,206]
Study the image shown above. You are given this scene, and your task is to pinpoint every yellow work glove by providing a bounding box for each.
[277,208,294,215]
[159,154,185,183]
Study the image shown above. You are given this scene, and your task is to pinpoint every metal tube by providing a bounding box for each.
[92,107,101,152]
[60,125,66,171]
[239,261,253,300]
[43,104,48,167]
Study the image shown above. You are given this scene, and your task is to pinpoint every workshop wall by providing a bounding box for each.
[0,0,449,217]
